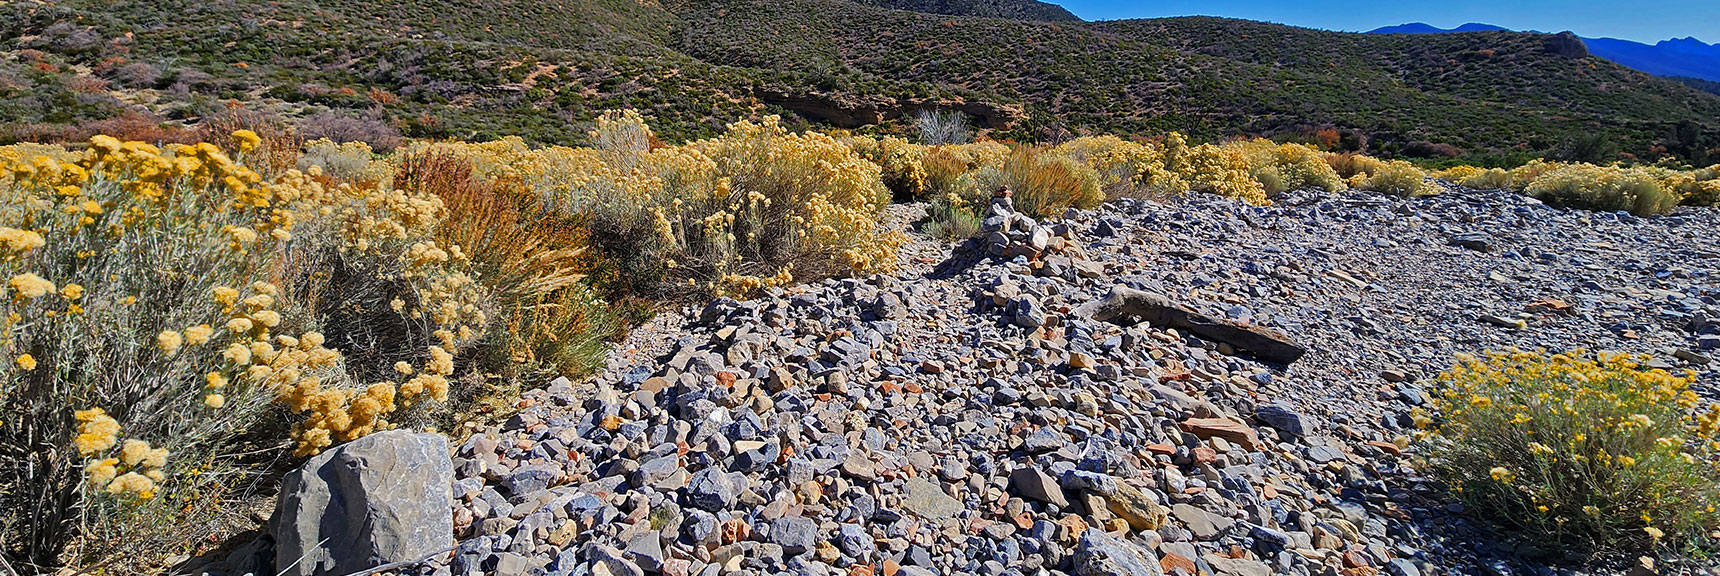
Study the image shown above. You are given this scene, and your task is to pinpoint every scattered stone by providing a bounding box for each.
[1073,529,1163,576]
[1009,466,1068,508]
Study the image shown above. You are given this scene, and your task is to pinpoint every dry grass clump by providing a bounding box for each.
[0,134,484,569]
[1422,351,1720,553]
[395,150,621,380]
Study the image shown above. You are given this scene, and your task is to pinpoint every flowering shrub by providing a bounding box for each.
[1054,135,1186,200]
[1430,160,1719,212]
[298,138,379,182]
[921,141,1009,201]
[1665,165,1720,207]
[847,135,929,201]
[0,134,484,567]
[1523,164,1679,216]
[394,149,621,379]
[480,112,903,298]
[1347,158,1437,197]
[1178,142,1267,205]
[1507,159,1564,190]
[1461,167,1514,190]
[1229,139,1346,195]
[1422,351,1720,552]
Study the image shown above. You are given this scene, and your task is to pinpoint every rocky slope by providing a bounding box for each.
[220,187,1720,576]
[359,186,1716,576]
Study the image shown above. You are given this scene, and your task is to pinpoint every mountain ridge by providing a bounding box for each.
[1370,22,1720,82]
[850,0,1078,21]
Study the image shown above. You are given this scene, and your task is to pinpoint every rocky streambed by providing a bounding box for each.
[218,187,1720,576]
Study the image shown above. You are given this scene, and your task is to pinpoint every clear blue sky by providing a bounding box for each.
[1051,1,1717,44]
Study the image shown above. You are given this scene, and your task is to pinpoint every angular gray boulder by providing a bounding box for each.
[1073,528,1163,576]
[271,430,454,576]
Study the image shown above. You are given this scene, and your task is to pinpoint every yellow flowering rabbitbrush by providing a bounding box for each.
[0,131,489,567]
[1422,350,1720,551]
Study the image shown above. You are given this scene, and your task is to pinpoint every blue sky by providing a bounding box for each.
[1051,1,1717,44]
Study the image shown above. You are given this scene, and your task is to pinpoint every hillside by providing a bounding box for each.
[3,0,1719,163]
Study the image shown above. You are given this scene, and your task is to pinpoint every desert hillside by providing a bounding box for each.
[3,0,1719,164]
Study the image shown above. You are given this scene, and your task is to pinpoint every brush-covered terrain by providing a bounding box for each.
[3,107,1719,576]
[3,0,1720,165]
[4,1,1720,575]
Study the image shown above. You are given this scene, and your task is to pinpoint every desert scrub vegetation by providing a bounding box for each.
[1177,137,1269,205]
[1424,159,1720,216]
[1420,351,1720,554]
[1053,135,1185,201]
[1521,164,1680,216]
[423,112,904,299]
[0,134,490,569]
[392,149,622,381]
[1229,139,1346,196]
[959,145,1104,218]
[1328,153,1437,197]
[846,135,931,201]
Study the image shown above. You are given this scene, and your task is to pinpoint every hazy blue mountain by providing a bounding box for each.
[1370,23,1720,82]
[1582,36,1720,81]
[1369,22,1509,34]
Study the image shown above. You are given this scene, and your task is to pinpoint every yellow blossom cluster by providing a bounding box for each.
[1226,139,1348,195]
[73,409,168,500]
[1179,142,1267,205]
[1424,349,1720,549]
[1424,159,1720,215]
[845,135,930,200]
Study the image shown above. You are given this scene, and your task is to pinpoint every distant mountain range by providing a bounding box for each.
[1370,23,1720,86]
